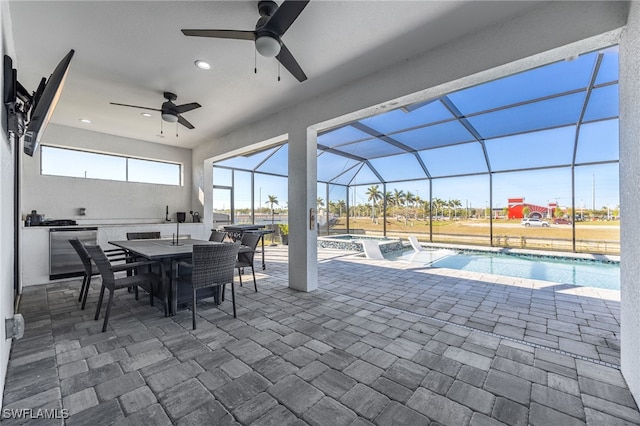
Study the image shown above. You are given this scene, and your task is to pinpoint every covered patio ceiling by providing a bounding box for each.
[213,46,619,185]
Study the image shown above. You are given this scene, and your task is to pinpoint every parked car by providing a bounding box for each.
[553,218,572,225]
[521,218,549,227]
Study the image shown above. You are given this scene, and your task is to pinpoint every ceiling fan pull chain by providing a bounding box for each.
[278,61,281,82]
[176,122,179,138]
[254,49,257,75]
[160,118,164,135]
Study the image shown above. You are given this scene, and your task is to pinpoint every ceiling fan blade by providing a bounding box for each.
[276,42,307,82]
[110,102,160,112]
[177,115,195,129]
[174,102,201,114]
[181,29,256,40]
[263,0,310,35]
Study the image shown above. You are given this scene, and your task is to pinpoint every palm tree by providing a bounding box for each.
[317,197,325,208]
[266,194,279,213]
[393,189,405,207]
[451,199,462,219]
[403,191,416,224]
[265,195,279,242]
[391,188,404,221]
[414,195,422,220]
[405,191,415,206]
[337,200,347,217]
[366,185,382,222]
[328,201,337,214]
[432,198,444,220]
[383,191,393,217]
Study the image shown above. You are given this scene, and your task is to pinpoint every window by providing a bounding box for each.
[41,146,181,185]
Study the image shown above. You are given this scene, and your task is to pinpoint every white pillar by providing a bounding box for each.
[619,1,640,405]
[287,126,318,292]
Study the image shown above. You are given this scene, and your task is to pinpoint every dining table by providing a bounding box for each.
[108,238,223,315]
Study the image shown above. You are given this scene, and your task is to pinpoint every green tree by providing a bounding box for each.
[393,189,406,207]
[522,206,531,218]
[554,207,562,218]
[414,195,423,220]
[317,197,324,208]
[432,198,444,220]
[450,199,462,219]
[390,189,404,220]
[266,195,279,226]
[328,201,337,215]
[366,185,382,222]
[405,191,416,207]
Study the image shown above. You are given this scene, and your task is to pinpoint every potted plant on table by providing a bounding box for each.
[278,224,289,245]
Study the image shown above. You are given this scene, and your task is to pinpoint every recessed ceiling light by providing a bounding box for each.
[79,118,92,124]
[195,60,212,70]
[141,113,152,117]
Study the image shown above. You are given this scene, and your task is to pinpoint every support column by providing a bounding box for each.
[288,126,318,292]
[620,1,640,405]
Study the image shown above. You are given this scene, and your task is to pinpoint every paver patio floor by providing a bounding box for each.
[2,245,638,425]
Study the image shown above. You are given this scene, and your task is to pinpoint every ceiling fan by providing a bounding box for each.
[181,0,310,82]
[110,92,201,129]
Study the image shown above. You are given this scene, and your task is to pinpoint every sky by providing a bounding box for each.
[212,47,620,213]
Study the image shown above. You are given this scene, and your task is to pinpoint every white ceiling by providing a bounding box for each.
[7,1,538,149]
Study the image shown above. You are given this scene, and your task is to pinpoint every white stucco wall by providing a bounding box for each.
[22,124,194,223]
[0,0,16,408]
[619,0,640,406]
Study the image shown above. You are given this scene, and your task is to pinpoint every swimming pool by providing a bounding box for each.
[388,249,620,290]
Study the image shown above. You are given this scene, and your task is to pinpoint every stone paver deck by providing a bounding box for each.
[2,245,637,425]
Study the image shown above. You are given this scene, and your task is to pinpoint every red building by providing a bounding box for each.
[507,198,557,219]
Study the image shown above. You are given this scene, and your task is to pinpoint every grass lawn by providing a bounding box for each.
[329,217,619,253]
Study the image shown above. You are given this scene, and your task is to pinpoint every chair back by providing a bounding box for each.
[69,238,93,275]
[84,244,116,288]
[191,243,240,290]
[408,235,424,252]
[209,230,226,242]
[127,232,160,240]
[238,232,261,264]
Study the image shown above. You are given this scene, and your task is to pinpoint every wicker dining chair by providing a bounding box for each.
[125,231,162,274]
[68,238,130,310]
[209,230,227,242]
[126,231,161,240]
[85,244,165,332]
[236,232,261,292]
[175,242,240,330]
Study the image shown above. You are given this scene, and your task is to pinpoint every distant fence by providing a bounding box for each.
[356,230,620,255]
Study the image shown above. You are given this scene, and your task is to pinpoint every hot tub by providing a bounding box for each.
[317,234,403,254]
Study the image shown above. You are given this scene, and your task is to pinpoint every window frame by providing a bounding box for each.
[40,145,183,186]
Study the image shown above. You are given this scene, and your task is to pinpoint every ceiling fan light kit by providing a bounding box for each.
[255,35,281,57]
[161,112,179,123]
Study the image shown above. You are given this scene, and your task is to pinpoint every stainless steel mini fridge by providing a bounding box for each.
[49,227,98,280]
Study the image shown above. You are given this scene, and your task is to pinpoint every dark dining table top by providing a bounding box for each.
[108,238,218,260]
[223,224,266,232]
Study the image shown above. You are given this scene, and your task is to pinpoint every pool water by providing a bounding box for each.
[388,249,620,290]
